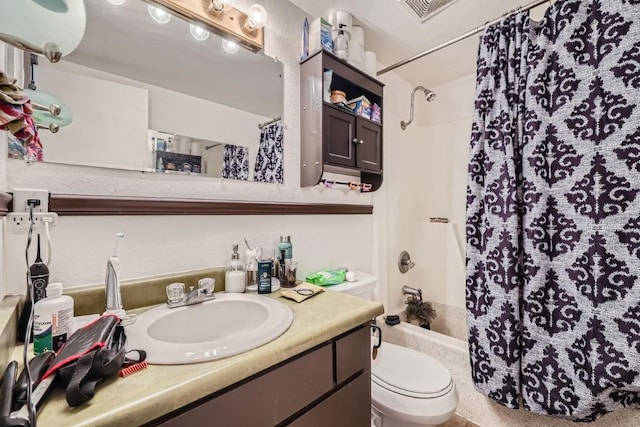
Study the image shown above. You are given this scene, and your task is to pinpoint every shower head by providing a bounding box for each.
[424,89,437,102]
[401,86,437,130]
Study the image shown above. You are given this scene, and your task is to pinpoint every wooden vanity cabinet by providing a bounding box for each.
[150,323,371,427]
[301,50,384,191]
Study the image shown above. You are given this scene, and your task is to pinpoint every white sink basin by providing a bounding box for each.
[125,293,294,364]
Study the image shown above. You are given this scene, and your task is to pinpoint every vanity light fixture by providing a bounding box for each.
[189,24,210,41]
[242,4,268,34]
[144,0,265,52]
[207,0,236,15]
[148,4,172,24]
[221,38,240,54]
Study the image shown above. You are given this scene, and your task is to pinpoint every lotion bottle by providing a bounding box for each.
[225,244,246,293]
[33,282,74,355]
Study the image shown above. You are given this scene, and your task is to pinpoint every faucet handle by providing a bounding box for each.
[198,278,215,295]
[166,282,185,304]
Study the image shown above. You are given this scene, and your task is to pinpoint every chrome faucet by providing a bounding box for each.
[402,285,422,302]
[166,284,216,309]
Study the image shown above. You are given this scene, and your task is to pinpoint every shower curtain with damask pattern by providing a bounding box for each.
[466,0,640,421]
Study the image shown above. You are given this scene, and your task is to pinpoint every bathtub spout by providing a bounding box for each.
[402,285,422,302]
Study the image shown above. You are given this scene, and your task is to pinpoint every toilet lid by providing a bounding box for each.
[372,342,452,398]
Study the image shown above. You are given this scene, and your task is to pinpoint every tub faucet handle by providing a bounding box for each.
[398,251,415,273]
[402,285,422,302]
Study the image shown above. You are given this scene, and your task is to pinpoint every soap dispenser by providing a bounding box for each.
[225,244,246,293]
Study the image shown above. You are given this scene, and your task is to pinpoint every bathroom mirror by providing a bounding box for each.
[5,0,283,183]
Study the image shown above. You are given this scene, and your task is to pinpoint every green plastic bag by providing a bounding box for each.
[305,270,346,286]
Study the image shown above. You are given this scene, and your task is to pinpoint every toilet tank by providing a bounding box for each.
[328,272,376,301]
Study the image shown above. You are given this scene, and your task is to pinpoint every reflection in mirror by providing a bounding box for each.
[150,130,250,180]
[5,0,283,183]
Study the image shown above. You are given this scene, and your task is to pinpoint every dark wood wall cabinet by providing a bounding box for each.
[150,324,371,427]
[301,50,384,192]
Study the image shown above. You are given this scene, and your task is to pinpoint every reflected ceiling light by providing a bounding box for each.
[242,4,268,33]
[107,0,126,5]
[189,24,210,41]
[207,0,236,15]
[221,38,240,54]
[148,5,172,24]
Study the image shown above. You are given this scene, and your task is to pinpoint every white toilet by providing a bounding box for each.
[331,273,458,427]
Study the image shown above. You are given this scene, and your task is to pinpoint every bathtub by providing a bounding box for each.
[378,302,640,427]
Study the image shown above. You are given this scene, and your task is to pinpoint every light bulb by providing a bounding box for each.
[189,24,210,41]
[107,0,126,5]
[222,38,240,54]
[246,4,268,30]
[148,5,172,24]
[209,0,236,13]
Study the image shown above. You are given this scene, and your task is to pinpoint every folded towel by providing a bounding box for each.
[0,72,29,105]
[0,73,43,161]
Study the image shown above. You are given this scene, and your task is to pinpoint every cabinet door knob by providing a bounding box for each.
[358,140,364,145]
[352,138,358,143]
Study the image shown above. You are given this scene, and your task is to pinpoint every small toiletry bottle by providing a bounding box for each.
[257,258,273,294]
[278,236,293,262]
[33,282,74,355]
[225,244,246,293]
[334,27,349,59]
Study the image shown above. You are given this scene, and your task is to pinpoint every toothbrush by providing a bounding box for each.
[104,233,125,317]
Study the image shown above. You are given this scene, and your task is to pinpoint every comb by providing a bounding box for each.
[119,361,148,378]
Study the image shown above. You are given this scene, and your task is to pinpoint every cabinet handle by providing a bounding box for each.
[352,138,358,143]
[358,139,364,145]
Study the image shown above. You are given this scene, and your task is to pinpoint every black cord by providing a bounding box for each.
[23,205,37,427]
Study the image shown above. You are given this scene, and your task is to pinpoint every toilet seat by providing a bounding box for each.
[371,342,458,426]
[372,342,453,398]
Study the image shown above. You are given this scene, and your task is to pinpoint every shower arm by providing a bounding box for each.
[401,86,435,131]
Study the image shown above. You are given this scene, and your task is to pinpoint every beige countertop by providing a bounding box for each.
[30,289,383,427]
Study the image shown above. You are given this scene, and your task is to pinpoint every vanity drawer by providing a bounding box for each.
[288,370,371,427]
[158,343,333,427]
[335,323,370,384]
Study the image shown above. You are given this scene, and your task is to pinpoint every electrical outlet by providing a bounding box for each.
[11,189,49,213]
[7,213,58,234]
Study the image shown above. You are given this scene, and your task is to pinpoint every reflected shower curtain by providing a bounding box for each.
[222,144,249,180]
[254,121,283,184]
[466,0,640,421]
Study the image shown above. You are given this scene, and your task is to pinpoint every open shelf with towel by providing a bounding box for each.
[155,151,202,174]
[300,50,384,191]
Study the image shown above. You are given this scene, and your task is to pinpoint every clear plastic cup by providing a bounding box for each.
[284,261,298,288]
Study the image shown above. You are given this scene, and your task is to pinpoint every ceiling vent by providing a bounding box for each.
[400,0,461,23]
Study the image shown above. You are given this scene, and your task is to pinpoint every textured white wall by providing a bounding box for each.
[2,0,382,295]
[3,215,373,293]
[412,74,476,309]
[374,69,429,312]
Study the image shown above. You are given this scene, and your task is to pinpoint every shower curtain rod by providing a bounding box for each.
[258,116,282,129]
[377,0,550,76]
